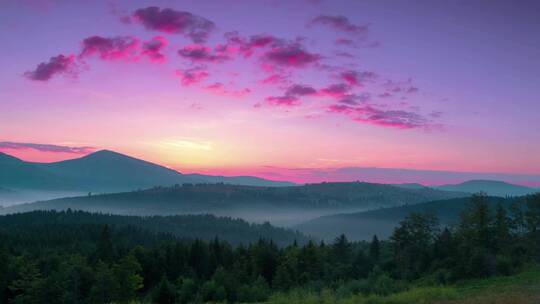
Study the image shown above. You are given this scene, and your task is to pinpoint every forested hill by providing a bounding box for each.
[0,210,307,247]
[1,182,468,221]
[296,195,517,241]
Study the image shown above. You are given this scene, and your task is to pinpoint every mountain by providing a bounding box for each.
[435,180,538,197]
[295,195,513,241]
[0,182,469,226]
[391,183,429,190]
[0,150,294,193]
[0,152,75,190]
[0,210,307,247]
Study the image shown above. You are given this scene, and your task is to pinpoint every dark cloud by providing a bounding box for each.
[24,54,76,81]
[219,32,283,57]
[340,70,377,86]
[80,36,139,60]
[263,43,320,68]
[178,45,228,63]
[310,15,369,35]
[328,104,433,129]
[0,141,95,154]
[285,84,318,96]
[133,6,215,43]
[141,36,167,62]
[320,83,351,98]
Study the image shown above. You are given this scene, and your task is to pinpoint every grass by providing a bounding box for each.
[265,265,540,304]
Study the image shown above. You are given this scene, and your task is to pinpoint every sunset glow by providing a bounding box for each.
[1,0,539,184]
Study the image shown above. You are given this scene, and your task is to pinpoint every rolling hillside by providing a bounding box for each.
[435,179,538,197]
[0,182,468,225]
[295,195,514,241]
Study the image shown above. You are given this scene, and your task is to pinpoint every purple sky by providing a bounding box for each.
[1,0,539,185]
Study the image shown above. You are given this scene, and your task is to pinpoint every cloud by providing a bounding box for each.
[337,93,371,105]
[0,141,95,154]
[285,84,318,96]
[265,95,300,107]
[260,73,290,85]
[176,66,209,86]
[178,45,228,63]
[328,104,433,129]
[133,6,215,43]
[80,36,139,60]
[203,82,251,98]
[340,70,377,86]
[219,32,283,57]
[264,84,318,107]
[263,43,320,68]
[319,83,351,98]
[310,15,369,35]
[406,86,419,94]
[335,38,356,47]
[141,36,167,63]
[24,54,76,81]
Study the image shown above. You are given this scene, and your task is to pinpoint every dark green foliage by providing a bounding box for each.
[0,193,537,303]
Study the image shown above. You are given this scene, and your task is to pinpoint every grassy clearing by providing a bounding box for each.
[265,265,540,304]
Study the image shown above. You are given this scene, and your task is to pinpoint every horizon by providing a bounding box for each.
[1,1,539,185]
[1,148,539,187]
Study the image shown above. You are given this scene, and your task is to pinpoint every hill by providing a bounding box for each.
[0,210,306,247]
[0,182,468,225]
[0,150,294,193]
[436,179,538,197]
[295,195,513,241]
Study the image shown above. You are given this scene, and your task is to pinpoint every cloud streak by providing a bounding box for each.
[0,142,95,154]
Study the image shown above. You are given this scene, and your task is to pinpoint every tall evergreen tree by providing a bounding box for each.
[369,235,381,262]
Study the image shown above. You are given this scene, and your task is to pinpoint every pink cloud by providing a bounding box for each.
[265,95,300,107]
[340,70,377,86]
[24,54,76,81]
[178,45,228,63]
[141,36,167,63]
[0,141,95,154]
[176,67,209,86]
[80,36,139,60]
[319,83,351,98]
[285,84,318,96]
[261,73,289,85]
[219,32,283,58]
[133,6,215,43]
[203,82,251,98]
[263,43,320,68]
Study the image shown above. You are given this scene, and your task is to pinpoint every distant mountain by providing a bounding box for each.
[391,183,429,190]
[295,196,514,241]
[0,152,74,190]
[435,180,538,197]
[1,182,469,225]
[0,210,307,247]
[0,150,294,193]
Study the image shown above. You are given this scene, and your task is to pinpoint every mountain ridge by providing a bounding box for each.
[0,150,295,193]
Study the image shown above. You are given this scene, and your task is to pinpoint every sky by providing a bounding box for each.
[1,0,539,185]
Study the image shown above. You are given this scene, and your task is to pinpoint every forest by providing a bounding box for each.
[0,193,539,303]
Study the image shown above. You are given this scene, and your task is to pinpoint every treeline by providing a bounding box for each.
[0,193,539,303]
[0,210,306,247]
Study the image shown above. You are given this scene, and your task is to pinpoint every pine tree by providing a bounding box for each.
[369,235,381,262]
[96,225,114,263]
